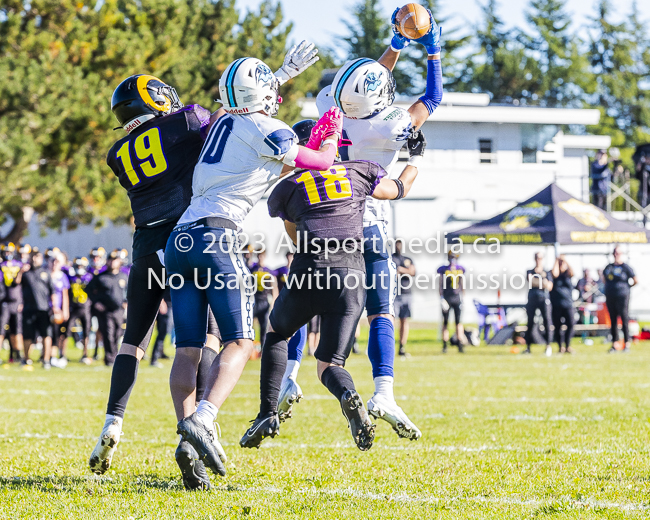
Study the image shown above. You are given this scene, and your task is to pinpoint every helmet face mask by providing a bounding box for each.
[111,74,184,133]
[219,58,281,116]
[331,59,396,119]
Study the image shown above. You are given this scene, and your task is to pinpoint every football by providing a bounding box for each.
[395,3,432,40]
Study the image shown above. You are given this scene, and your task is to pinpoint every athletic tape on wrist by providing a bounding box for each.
[408,155,423,167]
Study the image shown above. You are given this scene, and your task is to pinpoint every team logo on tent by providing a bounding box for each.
[558,198,610,230]
[499,202,551,231]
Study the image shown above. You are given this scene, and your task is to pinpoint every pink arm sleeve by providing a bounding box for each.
[294,143,337,170]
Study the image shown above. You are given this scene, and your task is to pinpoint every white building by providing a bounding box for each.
[244,93,649,324]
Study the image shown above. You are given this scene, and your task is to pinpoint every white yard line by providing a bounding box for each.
[210,484,650,511]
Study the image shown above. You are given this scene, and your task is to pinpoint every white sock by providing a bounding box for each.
[373,376,394,401]
[281,360,301,386]
[105,414,123,429]
[195,400,219,430]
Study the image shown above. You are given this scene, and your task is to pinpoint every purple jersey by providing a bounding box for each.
[437,263,466,298]
[51,270,71,310]
[268,160,385,272]
[1,259,23,303]
[106,105,211,260]
[68,270,93,308]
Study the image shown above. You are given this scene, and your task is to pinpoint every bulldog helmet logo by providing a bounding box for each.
[558,198,610,230]
[499,202,551,231]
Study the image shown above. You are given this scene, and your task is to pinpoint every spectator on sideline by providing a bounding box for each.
[392,239,415,357]
[20,250,55,369]
[576,269,596,304]
[525,252,553,355]
[437,252,466,353]
[604,246,637,353]
[550,255,575,354]
[590,149,611,210]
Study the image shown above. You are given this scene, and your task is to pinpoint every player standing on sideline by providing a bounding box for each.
[67,257,94,364]
[20,250,55,369]
[240,129,426,450]
[50,253,71,368]
[392,239,415,356]
[86,250,128,367]
[437,252,466,353]
[88,74,223,488]
[604,246,637,353]
[251,250,278,346]
[525,252,553,355]
[279,10,441,440]
[1,243,25,364]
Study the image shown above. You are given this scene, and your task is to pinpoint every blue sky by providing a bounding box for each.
[237,0,650,51]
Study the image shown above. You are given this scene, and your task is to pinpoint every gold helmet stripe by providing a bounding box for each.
[136,75,171,113]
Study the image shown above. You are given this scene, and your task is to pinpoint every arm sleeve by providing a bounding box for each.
[418,58,443,115]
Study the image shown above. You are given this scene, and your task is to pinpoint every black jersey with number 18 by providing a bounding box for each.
[106,105,210,260]
[267,160,386,272]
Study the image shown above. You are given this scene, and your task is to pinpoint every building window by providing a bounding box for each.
[521,124,558,163]
[479,139,495,164]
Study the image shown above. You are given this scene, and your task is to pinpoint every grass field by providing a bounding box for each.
[2,328,650,519]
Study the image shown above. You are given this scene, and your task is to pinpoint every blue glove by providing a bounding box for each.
[390,7,410,51]
[414,10,442,55]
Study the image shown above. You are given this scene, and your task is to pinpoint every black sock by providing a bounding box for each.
[321,366,356,402]
[259,332,288,415]
[106,354,139,417]
[196,347,218,402]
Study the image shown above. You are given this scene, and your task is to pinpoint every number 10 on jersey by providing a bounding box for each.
[296,165,353,205]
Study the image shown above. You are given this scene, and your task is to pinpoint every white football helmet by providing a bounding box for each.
[218,57,281,116]
[330,58,396,119]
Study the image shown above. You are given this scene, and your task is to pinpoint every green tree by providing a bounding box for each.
[0,0,323,242]
[587,0,650,158]
[341,0,390,62]
[523,0,591,107]
[468,0,541,103]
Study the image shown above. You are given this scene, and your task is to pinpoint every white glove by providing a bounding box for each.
[275,40,319,85]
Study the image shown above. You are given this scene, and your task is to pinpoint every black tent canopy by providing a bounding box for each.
[448,183,649,245]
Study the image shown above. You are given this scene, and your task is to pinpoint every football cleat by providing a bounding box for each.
[177,413,227,477]
[89,419,122,474]
[175,440,211,491]
[545,346,552,357]
[278,379,303,422]
[340,390,375,451]
[367,394,422,441]
[240,411,280,449]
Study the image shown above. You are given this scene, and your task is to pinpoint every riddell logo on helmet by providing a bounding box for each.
[124,118,143,132]
[227,107,250,114]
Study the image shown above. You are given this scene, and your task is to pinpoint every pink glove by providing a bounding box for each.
[305,107,343,150]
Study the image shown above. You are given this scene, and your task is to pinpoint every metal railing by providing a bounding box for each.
[606,181,650,224]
